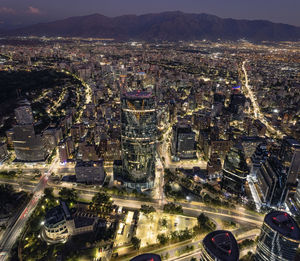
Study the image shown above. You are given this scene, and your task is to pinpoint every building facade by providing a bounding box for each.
[256,156,287,207]
[121,90,157,191]
[75,160,105,184]
[13,124,47,162]
[279,137,300,196]
[14,99,34,125]
[171,123,196,160]
[200,230,239,261]
[221,145,249,195]
[255,211,300,261]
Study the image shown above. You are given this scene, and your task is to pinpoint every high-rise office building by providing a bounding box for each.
[221,145,249,195]
[120,90,156,190]
[257,156,287,207]
[255,211,300,261]
[171,123,196,160]
[279,137,300,195]
[12,101,48,162]
[229,93,246,114]
[200,230,239,261]
[13,124,47,162]
[14,99,34,125]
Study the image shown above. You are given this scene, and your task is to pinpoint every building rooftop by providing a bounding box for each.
[202,230,239,261]
[74,216,95,228]
[284,137,300,148]
[125,90,153,99]
[16,98,31,106]
[75,160,103,167]
[130,253,161,261]
[45,206,65,227]
[265,211,300,241]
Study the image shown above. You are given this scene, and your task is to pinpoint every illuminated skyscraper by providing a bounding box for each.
[121,90,156,191]
[14,98,34,125]
[255,211,300,261]
[279,137,300,196]
[12,100,48,162]
[13,124,47,162]
[221,145,249,195]
[256,156,287,207]
[200,230,239,261]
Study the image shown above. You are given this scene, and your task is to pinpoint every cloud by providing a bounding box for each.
[0,7,16,15]
[27,6,41,15]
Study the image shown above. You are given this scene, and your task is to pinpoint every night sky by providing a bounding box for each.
[1,0,300,28]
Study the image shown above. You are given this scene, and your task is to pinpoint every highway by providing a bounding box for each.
[120,227,260,261]
[0,157,59,261]
[75,190,263,227]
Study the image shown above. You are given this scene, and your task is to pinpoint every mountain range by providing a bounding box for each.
[2,11,300,42]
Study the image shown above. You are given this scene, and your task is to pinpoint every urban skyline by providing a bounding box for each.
[0,2,299,261]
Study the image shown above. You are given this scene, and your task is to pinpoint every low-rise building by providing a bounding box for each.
[75,160,105,184]
[42,201,98,243]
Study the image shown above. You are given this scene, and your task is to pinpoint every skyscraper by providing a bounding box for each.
[256,156,287,207]
[121,90,156,191]
[228,93,246,115]
[279,137,300,196]
[255,211,300,261]
[12,100,48,162]
[14,99,34,125]
[221,145,249,195]
[13,124,47,162]
[200,230,239,261]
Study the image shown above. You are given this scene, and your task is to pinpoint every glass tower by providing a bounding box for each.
[255,211,300,261]
[121,90,156,191]
[221,145,249,195]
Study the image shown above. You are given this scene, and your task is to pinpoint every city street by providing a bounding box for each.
[0,157,59,261]
[242,60,284,138]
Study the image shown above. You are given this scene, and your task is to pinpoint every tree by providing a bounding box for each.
[161,218,167,228]
[44,187,54,198]
[163,203,183,214]
[131,236,141,250]
[90,192,113,213]
[194,213,216,234]
[58,188,78,203]
[246,201,256,211]
[157,234,169,245]
[197,213,209,227]
[238,239,255,250]
[239,251,254,261]
[92,192,111,205]
[190,258,197,261]
[140,204,156,215]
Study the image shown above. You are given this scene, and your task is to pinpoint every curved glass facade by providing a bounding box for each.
[221,146,249,195]
[255,211,300,261]
[121,91,156,190]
